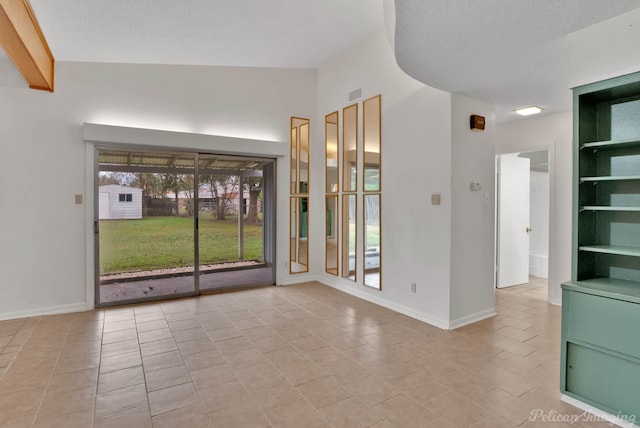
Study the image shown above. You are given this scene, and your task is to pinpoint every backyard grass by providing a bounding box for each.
[100,215,263,273]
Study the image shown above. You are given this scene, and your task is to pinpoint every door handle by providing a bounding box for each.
[526,227,532,233]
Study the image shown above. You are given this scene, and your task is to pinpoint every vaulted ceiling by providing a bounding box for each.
[6,1,640,123]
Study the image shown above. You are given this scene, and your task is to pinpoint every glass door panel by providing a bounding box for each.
[97,150,196,305]
[198,154,273,291]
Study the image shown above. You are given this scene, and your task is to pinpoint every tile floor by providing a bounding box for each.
[0,279,617,427]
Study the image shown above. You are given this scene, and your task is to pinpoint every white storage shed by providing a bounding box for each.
[99,185,143,220]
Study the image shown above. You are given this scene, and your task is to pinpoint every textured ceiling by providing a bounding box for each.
[394,0,640,122]
[29,0,384,68]
[12,1,640,123]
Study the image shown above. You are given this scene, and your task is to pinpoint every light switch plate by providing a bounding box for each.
[75,194,83,205]
[431,194,441,205]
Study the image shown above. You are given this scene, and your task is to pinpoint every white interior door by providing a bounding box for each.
[497,154,530,288]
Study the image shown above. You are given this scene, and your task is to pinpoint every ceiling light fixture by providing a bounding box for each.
[515,106,543,116]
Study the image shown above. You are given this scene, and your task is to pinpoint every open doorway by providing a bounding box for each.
[495,149,550,296]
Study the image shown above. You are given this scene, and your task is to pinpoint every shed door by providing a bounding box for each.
[99,192,109,220]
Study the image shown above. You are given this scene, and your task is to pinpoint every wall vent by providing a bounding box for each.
[348,88,362,103]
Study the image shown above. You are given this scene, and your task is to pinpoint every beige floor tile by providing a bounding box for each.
[103,319,136,333]
[323,357,371,384]
[47,368,98,392]
[94,405,151,428]
[98,365,145,393]
[216,336,254,355]
[145,364,191,392]
[208,401,270,428]
[288,335,328,352]
[139,337,178,357]
[101,339,140,358]
[152,403,211,428]
[173,327,209,342]
[369,420,396,428]
[240,325,277,341]
[251,335,290,353]
[207,326,242,341]
[148,381,201,416]
[226,347,268,369]
[100,350,142,374]
[54,351,101,374]
[190,364,237,390]
[277,357,327,386]
[95,383,148,419]
[235,361,283,389]
[297,375,352,408]
[136,317,169,333]
[0,412,36,428]
[390,371,450,402]
[435,370,494,400]
[137,327,173,344]
[198,379,252,413]
[305,345,349,367]
[472,388,532,425]
[373,394,438,428]
[183,349,226,371]
[0,388,44,420]
[468,414,516,428]
[32,408,94,428]
[476,366,537,397]
[39,385,96,415]
[343,374,402,406]
[169,318,202,332]
[177,338,217,356]
[142,349,184,373]
[426,390,489,428]
[263,398,328,428]
[0,365,54,392]
[320,396,384,428]
[248,377,304,408]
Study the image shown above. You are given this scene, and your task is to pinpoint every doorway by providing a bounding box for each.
[495,150,550,290]
[95,148,276,306]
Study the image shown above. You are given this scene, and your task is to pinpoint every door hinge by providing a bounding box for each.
[94,221,99,234]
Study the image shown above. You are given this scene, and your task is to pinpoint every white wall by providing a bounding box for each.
[530,170,550,278]
[568,8,640,88]
[449,94,497,327]
[0,61,316,320]
[494,111,572,305]
[315,30,454,328]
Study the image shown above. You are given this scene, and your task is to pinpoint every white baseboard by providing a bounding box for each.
[449,308,497,330]
[315,274,450,330]
[0,302,91,322]
[278,273,319,286]
[561,394,638,428]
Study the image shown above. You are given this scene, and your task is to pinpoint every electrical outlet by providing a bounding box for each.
[411,282,416,293]
[74,194,83,204]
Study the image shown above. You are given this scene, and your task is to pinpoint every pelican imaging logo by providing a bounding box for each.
[528,409,636,426]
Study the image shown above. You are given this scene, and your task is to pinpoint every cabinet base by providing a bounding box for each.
[561,394,638,427]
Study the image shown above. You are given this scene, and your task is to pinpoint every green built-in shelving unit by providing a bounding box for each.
[561,71,640,424]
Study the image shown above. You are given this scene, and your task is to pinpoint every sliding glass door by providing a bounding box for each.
[197,154,273,291]
[97,150,197,304]
[96,149,275,307]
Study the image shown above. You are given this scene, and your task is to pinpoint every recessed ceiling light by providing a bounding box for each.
[515,106,543,116]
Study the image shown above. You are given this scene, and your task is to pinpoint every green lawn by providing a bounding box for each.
[100,215,263,273]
